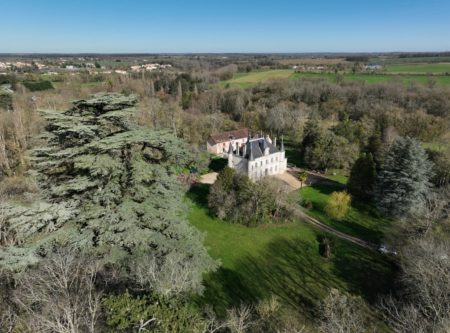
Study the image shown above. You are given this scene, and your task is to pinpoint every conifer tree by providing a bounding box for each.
[0,93,217,289]
[375,137,433,219]
[348,153,376,199]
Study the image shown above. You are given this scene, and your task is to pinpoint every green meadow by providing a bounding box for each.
[220,69,450,88]
[187,184,396,324]
[384,62,450,74]
[219,69,295,88]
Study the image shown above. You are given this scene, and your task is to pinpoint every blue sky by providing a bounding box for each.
[1,0,449,53]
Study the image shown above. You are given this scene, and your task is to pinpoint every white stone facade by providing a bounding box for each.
[228,137,287,180]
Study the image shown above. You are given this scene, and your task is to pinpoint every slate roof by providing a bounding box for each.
[208,128,249,145]
[244,138,279,159]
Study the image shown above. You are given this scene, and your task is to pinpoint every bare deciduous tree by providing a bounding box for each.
[380,237,450,333]
[130,250,204,297]
[14,246,102,333]
[226,304,254,333]
[319,289,369,333]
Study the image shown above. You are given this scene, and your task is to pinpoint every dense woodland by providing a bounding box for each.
[0,54,449,332]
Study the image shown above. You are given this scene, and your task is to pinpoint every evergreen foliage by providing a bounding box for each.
[0,93,217,292]
[366,133,385,171]
[375,136,433,219]
[348,153,377,199]
[103,290,206,332]
[0,92,13,110]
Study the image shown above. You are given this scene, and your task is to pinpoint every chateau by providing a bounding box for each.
[207,129,288,180]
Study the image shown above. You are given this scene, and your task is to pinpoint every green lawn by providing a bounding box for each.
[324,172,348,184]
[384,62,450,74]
[187,184,396,323]
[299,182,392,244]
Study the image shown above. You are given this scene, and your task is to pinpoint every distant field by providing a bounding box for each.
[220,70,450,88]
[277,57,350,66]
[220,69,295,88]
[384,63,450,74]
[372,56,450,65]
[291,72,450,86]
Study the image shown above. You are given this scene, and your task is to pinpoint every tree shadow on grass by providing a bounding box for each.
[187,183,211,209]
[331,240,398,303]
[197,233,396,320]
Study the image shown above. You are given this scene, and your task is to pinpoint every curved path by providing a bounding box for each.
[295,209,378,251]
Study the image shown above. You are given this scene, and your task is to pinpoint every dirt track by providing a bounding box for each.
[295,209,378,251]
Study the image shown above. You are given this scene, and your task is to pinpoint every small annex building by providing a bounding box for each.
[207,128,249,155]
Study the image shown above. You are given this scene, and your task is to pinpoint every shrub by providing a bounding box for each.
[319,236,332,258]
[0,93,13,110]
[22,80,54,92]
[303,200,313,210]
[325,191,351,221]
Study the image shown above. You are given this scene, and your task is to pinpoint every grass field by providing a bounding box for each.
[187,184,396,322]
[220,69,450,89]
[276,57,350,66]
[299,182,392,244]
[371,56,450,65]
[220,69,295,88]
[384,63,450,74]
[291,72,450,86]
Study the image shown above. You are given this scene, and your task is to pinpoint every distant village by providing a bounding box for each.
[0,57,172,76]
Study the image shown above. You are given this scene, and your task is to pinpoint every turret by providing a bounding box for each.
[249,141,254,161]
[274,137,277,148]
[280,136,285,152]
[261,138,269,156]
[228,142,233,167]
